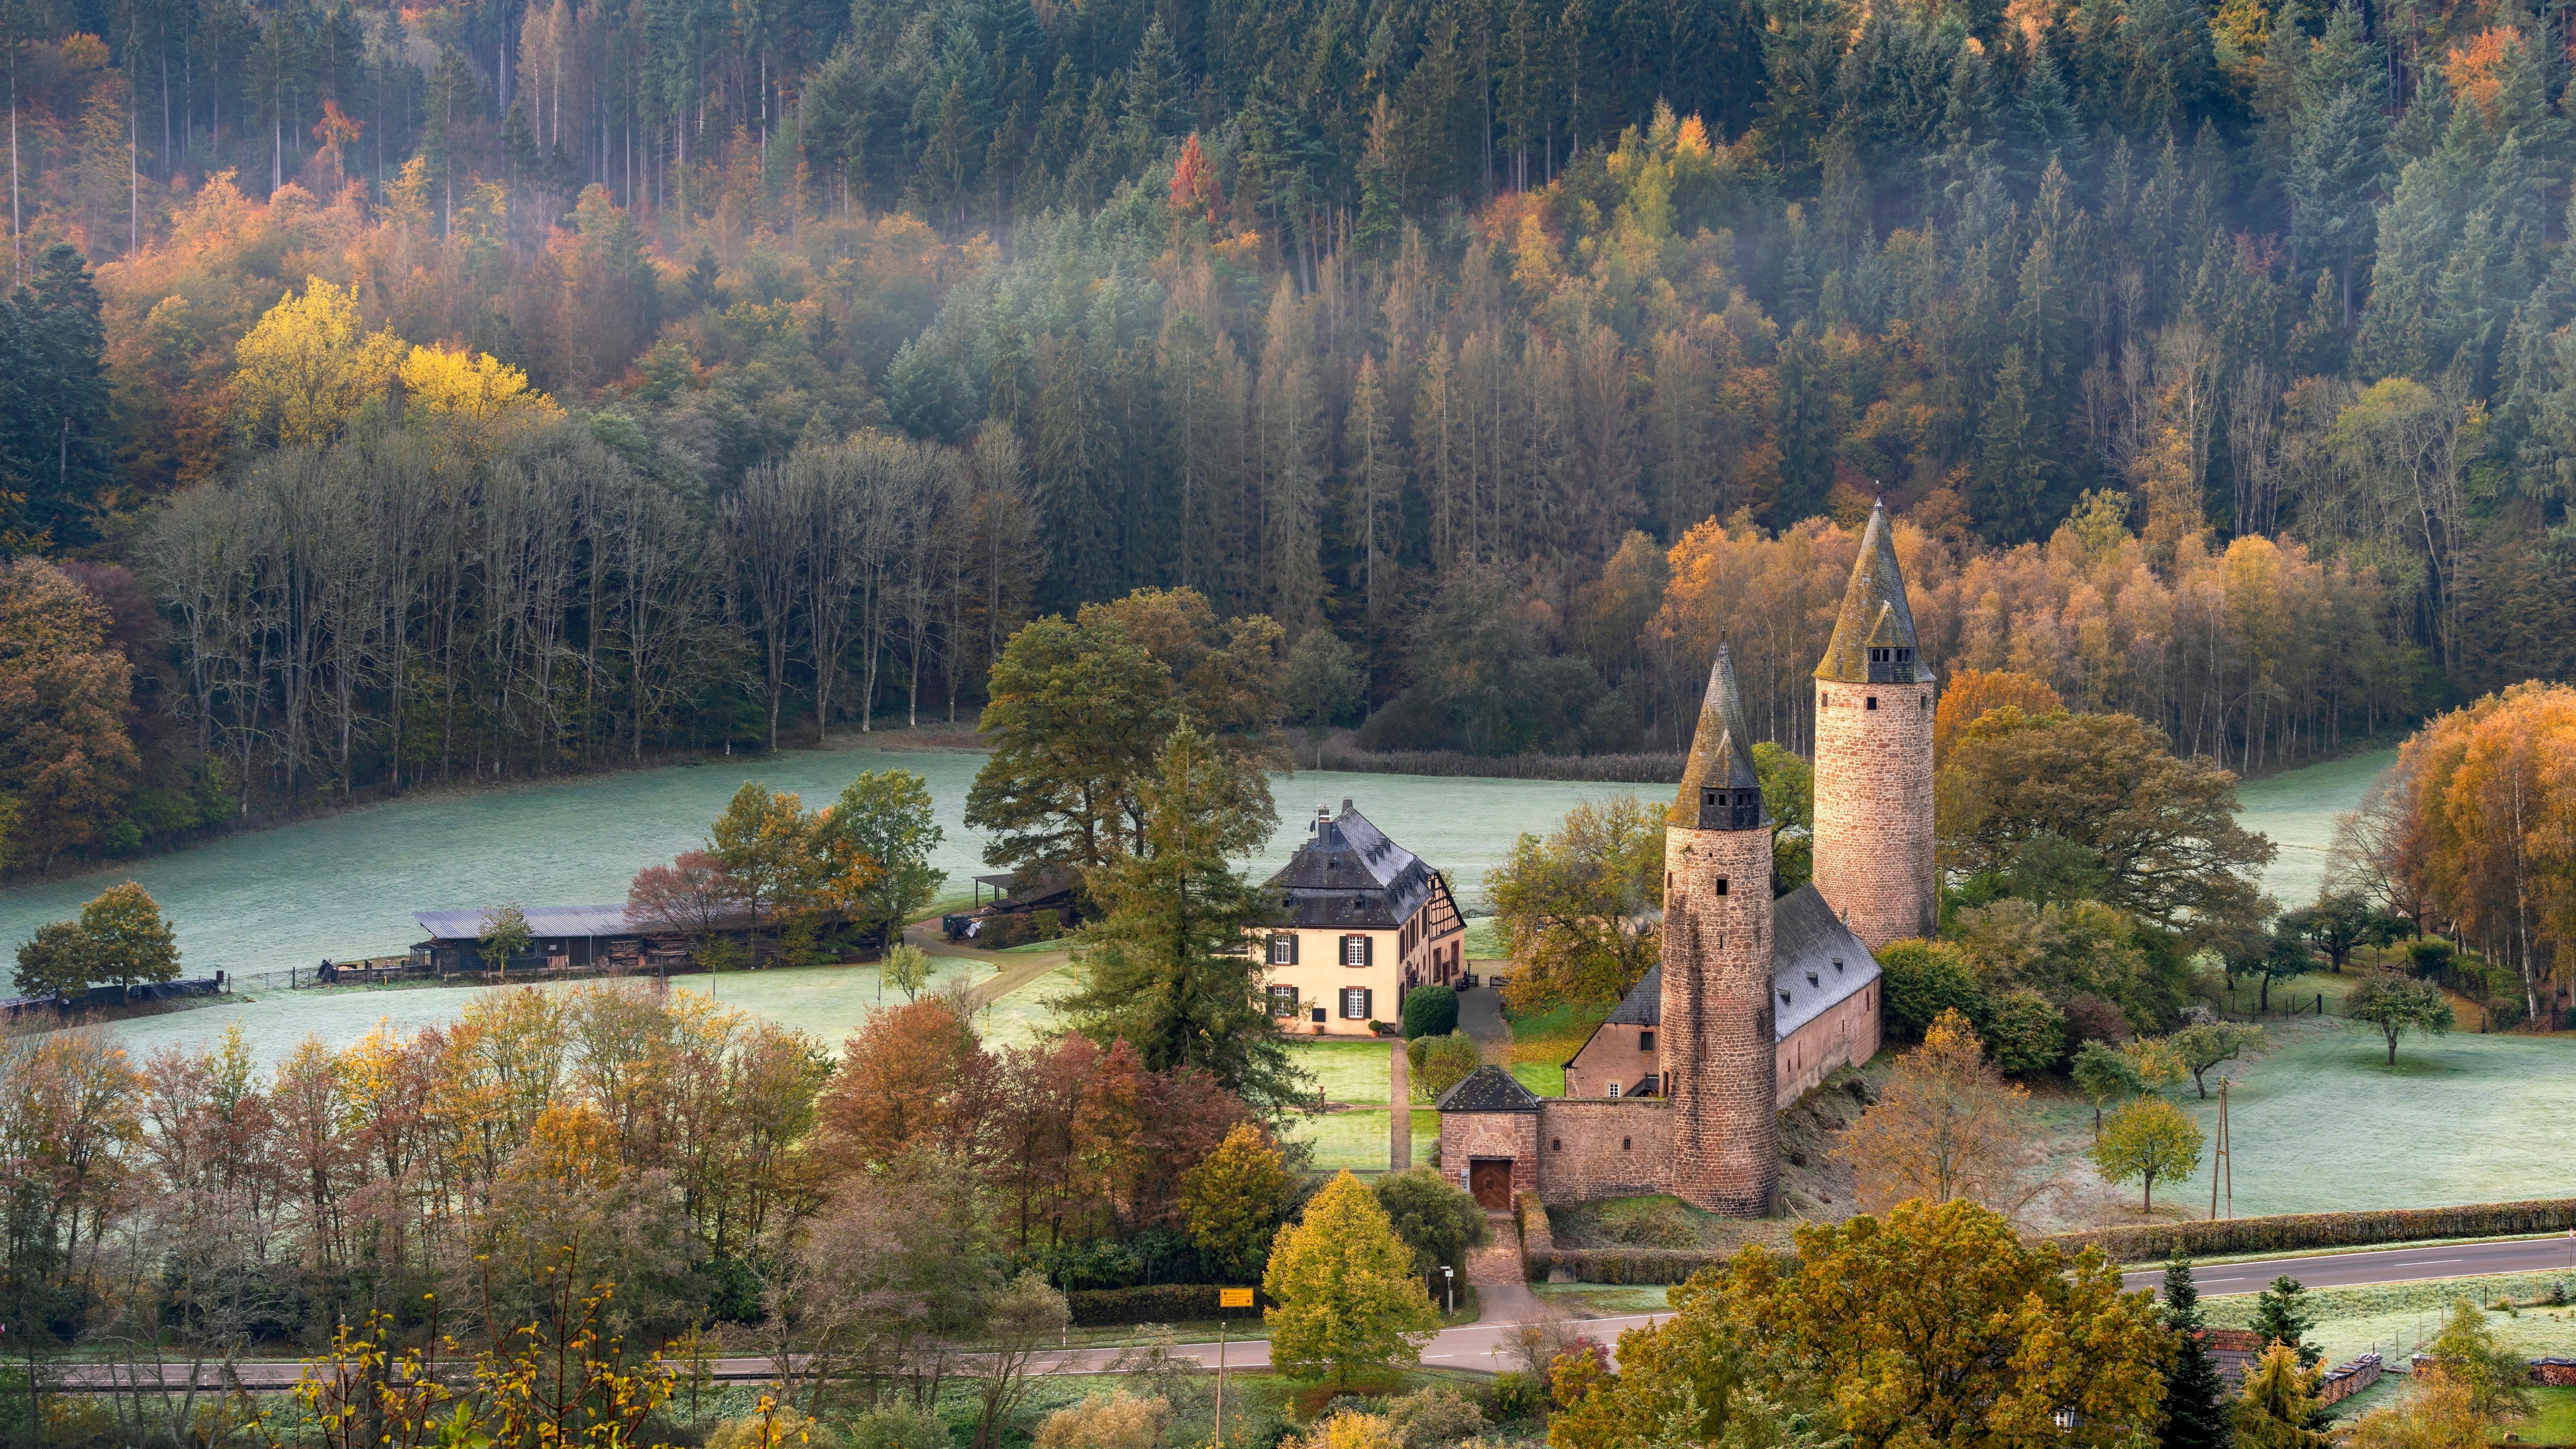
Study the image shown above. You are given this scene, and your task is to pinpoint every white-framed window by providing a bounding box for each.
[1269,934,1297,965]
[1267,985,1298,1018]
[1341,987,1371,1020]
[1606,1081,1621,1098]
[1342,934,1371,967]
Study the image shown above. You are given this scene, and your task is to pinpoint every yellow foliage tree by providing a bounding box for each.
[231,277,405,447]
[399,342,559,423]
[1262,1171,1438,1388]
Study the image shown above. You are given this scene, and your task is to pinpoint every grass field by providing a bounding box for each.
[2153,1013,2576,1218]
[1289,1039,1395,1104]
[1497,998,1613,1097]
[2233,747,2397,906]
[2525,1388,2576,1445]
[1280,1107,1440,1172]
[2199,1271,2576,1366]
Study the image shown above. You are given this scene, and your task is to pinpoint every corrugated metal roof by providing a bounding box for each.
[414,905,637,941]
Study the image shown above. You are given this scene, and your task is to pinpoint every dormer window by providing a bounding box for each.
[1833,958,1844,972]
[1807,971,1819,986]
[1778,989,1792,1005]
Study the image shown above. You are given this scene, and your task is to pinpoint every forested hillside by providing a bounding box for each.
[0,0,2567,872]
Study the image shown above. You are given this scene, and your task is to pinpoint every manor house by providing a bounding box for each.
[1436,501,1929,1216]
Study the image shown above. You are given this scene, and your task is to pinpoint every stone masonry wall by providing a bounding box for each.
[1778,979,1881,1100]
[1537,1099,1673,1199]
[1564,1021,1654,1099]
[1661,822,1778,1216]
[1811,679,1936,953]
[1438,1110,1540,1198]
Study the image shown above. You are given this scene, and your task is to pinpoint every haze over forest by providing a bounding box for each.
[0,0,2571,874]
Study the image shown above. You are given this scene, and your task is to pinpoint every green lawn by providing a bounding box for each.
[2198,1271,2576,1368]
[1279,1108,1440,1173]
[2156,1015,2576,1216]
[2234,747,2397,906]
[665,957,992,1044]
[1463,916,1508,959]
[2525,1388,2576,1446]
[1499,998,1613,1098]
[1285,1038,1393,1104]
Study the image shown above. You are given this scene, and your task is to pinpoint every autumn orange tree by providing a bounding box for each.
[1831,1009,2045,1218]
[2387,682,2576,1028]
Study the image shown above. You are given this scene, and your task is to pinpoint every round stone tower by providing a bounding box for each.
[1660,640,1777,1218]
[1812,500,1937,953]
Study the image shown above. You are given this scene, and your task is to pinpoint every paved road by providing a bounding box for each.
[56,1313,1677,1393]
[2117,1234,2576,1297]
[67,1237,2576,1393]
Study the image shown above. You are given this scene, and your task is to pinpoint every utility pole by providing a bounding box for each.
[2207,1077,2233,1220]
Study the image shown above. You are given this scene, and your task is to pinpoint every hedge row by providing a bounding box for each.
[2045,1198,2576,1263]
[1528,1249,1723,1285]
[1065,1285,1266,1326]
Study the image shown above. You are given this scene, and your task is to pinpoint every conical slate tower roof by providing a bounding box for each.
[1816,500,1921,683]
[1674,639,1766,826]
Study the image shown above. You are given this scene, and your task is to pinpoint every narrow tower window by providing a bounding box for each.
[1713,877,1728,896]
[1866,696,1878,710]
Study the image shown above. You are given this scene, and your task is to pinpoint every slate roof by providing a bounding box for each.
[1604,964,1662,1025]
[1770,883,1883,1038]
[1582,884,1880,1042]
[1673,641,1766,821]
[1816,501,1923,684]
[1264,800,1442,929]
[1435,1064,1542,1113]
[415,906,641,941]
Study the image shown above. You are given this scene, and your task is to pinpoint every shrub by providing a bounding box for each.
[1401,985,1458,1040]
[1483,1373,1548,1424]
[1032,908,1063,940]
[1984,989,2068,1075]
[1521,1248,1722,1283]
[1411,1033,1482,1102]
[1032,1393,1171,1449]
[2405,938,2455,977]
[1373,1169,1489,1275]
[1381,1387,1485,1449]
[978,913,1036,949]
[1305,1414,1397,1449]
[1596,1197,1697,1248]
[2046,1196,2576,1261]
[1877,938,1986,1040]
[711,1409,846,1449]
[845,1402,947,1449]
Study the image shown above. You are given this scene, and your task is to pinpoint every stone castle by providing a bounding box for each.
[1437,500,1933,1216]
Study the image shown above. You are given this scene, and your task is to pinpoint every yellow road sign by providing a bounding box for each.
[1218,1287,1254,1308]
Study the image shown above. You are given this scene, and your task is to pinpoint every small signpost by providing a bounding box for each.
[1217,1288,1253,1440]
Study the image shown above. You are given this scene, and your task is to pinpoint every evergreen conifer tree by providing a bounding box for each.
[2159,1255,2231,1449]
[1772,319,1834,523]
[2249,1275,2323,1369]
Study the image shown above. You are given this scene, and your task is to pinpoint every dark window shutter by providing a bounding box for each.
[1288,934,1299,965]
[1364,987,1375,1019]
[1363,935,1375,967]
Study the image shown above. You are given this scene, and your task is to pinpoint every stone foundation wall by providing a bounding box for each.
[1778,979,1882,1099]
[1438,1110,1540,1197]
[1811,678,1935,953]
[1536,1099,1674,1199]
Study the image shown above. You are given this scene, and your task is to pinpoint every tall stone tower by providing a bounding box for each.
[1660,640,1777,1218]
[1812,501,1937,952]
